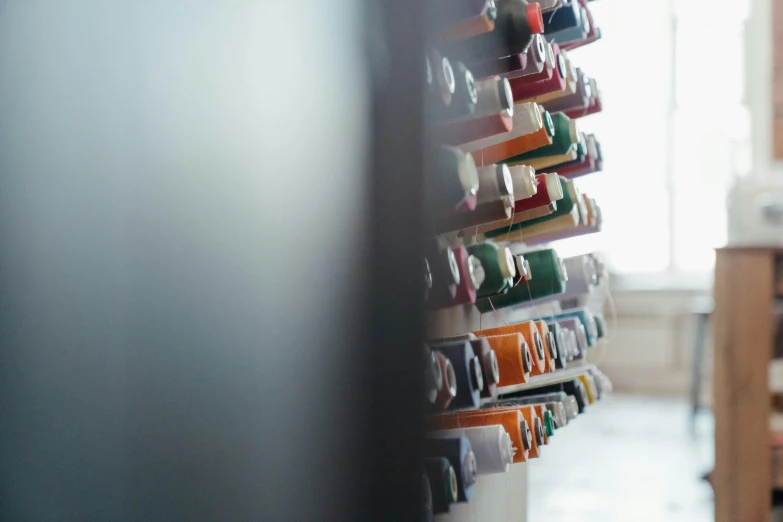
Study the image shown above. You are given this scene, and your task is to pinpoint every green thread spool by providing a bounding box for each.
[543,410,555,437]
[466,243,515,298]
[542,110,555,138]
[475,248,565,312]
[501,112,578,164]
[485,177,575,238]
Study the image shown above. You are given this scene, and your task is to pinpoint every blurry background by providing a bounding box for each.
[527,0,775,520]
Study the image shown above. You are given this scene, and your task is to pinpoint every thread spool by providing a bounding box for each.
[561,11,599,51]
[546,322,568,369]
[594,314,607,340]
[521,201,601,244]
[518,251,598,307]
[551,307,597,346]
[432,351,459,411]
[425,240,460,303]
[482,333,531,386]
[494,393,568,429]
[460,102,543,153]
[473,109,555,165]
[469,338,499,398]
[542,0,581,33]
[590,367,612,398]
[534,405,555,438]
[429,409,529,463]
[535,320,557,373]
[503,378,588,415]
[476,164,514,204]
[439,62,478,121]
[438,0,498,43]
[426,347,444,405]
[523,34,547,74]
[555,318,588,359]
[436,246,484,307]
[429,333,477,344]
[545,401,568,429]
[429,424,514,475]
[510,51,567,102]
[578,373,598,405]
[473,320,547,376]
[430,341,483,410]
[424,457,458,514]
[564,378,589,413]
[542,68,590,114]
[466,242,515,297]
[485,176,574,239]
[423,435,478,502]
[427,146,479,214]
[430,50,455,108]
[434,193,513,233]
[504,173,562,215]
[475,249,567,312]
[504,113,578,165]
[444,1,544,62]
[547,6,589,46]
[438,110,514,147]
[495,205,580,243]
[508,165,537,200]
[468,52,527,80]
[469,76,513,119]
[562,254,598,297]
[422,471,434,522]
[513,253,532,283]
[561,393,580,420]
[513,43,560,85]
[517,405,543,458]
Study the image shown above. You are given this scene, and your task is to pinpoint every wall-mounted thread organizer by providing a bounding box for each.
[421,2,612,520]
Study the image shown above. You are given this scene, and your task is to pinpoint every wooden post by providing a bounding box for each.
[713,248,775,522]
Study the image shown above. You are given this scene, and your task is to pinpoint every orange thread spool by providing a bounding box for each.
[439,13,495,44]
[483,333,531,386]
[517,405,543,458]
[428,409,529,463]
[471,125,553,165]
[536,321,556,373]
[474,321,547,376]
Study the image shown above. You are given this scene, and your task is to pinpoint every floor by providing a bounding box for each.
[527,395,715,522]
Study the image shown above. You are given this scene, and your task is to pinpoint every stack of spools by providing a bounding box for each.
[421,1,612,520]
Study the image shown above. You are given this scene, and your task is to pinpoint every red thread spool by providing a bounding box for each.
[510,43,561,85]
[434,194,512,234]
[513,174,559,213]
[511,53,567,102]
[438,111,513,147]
[449,246,482,306]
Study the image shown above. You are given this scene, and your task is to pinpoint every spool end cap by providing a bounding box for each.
[526,3,544,34]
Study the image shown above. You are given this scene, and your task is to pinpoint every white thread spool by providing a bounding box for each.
[559,254,598,299]
[429,424,514,475]
[458,103,543,152]
[469,77,513,120]
[508,165,537,199]
[476,164,514,204]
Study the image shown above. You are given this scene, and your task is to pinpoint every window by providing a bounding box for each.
[553,0,751,279]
